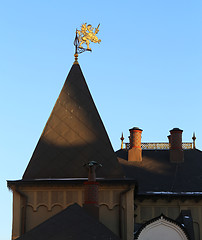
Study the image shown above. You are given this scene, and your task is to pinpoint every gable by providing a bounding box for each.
[15,203,120,240]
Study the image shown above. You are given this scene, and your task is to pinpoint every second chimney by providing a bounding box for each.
[169,128,184,163]
[83,161,101,219]
[128,127,143,161]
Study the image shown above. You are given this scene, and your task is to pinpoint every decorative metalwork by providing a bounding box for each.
[192,132,196,149]
[183,143,192,149]
[74,32,86,55]
[142,143,170,150]
[74,23,101,63]
[83,161,102,181]
[83,161,102,168]
[120,132,124,149]
[77,23,101,50]
[125,142,193,150]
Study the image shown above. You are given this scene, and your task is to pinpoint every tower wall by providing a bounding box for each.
[11,184,135,240]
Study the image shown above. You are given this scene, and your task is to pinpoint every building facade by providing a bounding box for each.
[8,57,202,240]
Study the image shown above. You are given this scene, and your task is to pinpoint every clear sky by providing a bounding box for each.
[1,1,202,239]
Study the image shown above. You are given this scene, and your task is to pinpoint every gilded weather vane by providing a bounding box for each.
[74,23,101,63]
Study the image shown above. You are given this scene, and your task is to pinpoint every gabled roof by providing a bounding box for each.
[15,203,120,240]
[23,64,124,179]
[117,149,202,194]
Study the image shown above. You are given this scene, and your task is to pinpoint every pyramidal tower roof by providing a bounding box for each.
[23,63,124,179]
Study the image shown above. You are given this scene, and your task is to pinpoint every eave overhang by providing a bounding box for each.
[7,178,137,190]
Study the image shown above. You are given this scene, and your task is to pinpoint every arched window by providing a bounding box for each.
[135,214,190,240]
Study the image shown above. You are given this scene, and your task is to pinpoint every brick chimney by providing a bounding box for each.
[83,161,101,219]
[128,127,143,161]
[169,128,184,163]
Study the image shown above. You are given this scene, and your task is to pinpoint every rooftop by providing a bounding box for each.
[117,148,202,195]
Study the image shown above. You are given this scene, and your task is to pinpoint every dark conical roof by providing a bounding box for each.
[16,204,120,240]
[23,63,124,179]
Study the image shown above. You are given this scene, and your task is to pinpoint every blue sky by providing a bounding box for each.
[1,1,202,239]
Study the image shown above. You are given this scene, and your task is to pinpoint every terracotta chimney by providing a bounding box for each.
[128,127,143,161]
[169,128,184,163]
[83,161,101,219]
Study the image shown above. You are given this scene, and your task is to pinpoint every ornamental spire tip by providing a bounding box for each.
[73,23,101,63]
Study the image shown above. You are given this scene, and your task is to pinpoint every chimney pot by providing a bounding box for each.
[169,128,183,150]
[83,162,100,219]
[128,127,143,161]
[129,127,143,149]
[169,128,184,163]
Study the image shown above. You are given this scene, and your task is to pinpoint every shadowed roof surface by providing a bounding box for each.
[16,204,120,240]
[117,149,202,194]
[23,64,124,179]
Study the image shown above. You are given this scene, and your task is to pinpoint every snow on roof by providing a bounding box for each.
[144,191,202,195]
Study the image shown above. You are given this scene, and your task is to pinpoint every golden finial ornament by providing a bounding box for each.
[74,53,78,64]
[192,132,196,149]
[74,23,101,64]
[120,132,124,149]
